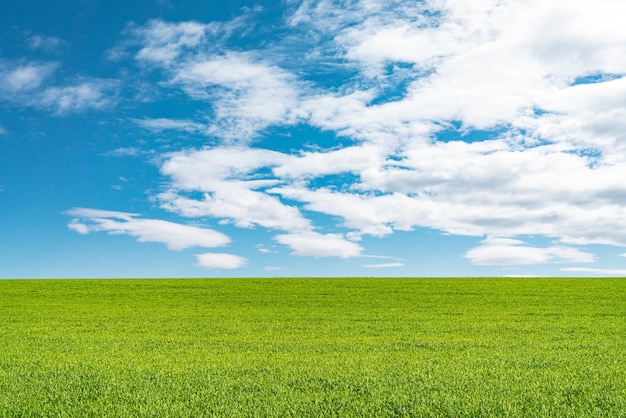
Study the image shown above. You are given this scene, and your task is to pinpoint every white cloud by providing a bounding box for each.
[121,17,298,140]
[264,266,284,271]
[0,60,117,114]
[273,144,387,179]
[66,207,137,220]
[160,185,311,231]
[561,267,626,276]
[621,253,626,258]
[66,207,230,250]
[159,147,311,231]
[39,80,118,114]
[362,262,404,268]
[464,237,596,266]
[0,62,56,93]
[160,146,287,190]
[275,230,363,258]
[196,252,247,269]
[256,244,273,254]
[173,52,299,140]
[27,35,65,53]
[104,147,146,158]
[131,20,212,65]
[0,126,6,135]
[270,185,406,237]
[126,16,251,66]
[133,118,206,133]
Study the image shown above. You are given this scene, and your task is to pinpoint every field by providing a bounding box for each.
[0,278,625,417]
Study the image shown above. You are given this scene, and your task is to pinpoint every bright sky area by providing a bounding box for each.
[2,0,626,278]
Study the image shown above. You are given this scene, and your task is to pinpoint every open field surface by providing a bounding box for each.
[0,278,625,417]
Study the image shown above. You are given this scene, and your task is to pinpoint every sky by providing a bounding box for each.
[2,0,626,278]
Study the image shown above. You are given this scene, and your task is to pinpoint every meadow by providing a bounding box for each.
[0,278,624,417]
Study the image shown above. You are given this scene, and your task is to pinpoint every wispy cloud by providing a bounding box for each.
[0,60,118,114]
[0,62,56,93]
[39,79,118,114]
[172,52,300,140]
[133,118,206,133]
[132,20,211,65]
[103,147,148,158]
[264,266,284,272]
[561,267,626,276]
[362,262,404,268]
[464,237,596,266]
[66,207,230,250]
[120,16,253,66]
[27,35,65,53]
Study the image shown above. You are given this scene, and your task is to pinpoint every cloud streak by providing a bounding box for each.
[66,208,230,250]
[362,263,404,268]
[464,237,595,266]
[561,267,626,276]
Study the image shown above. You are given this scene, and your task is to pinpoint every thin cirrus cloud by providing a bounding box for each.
[0,60,118,114]
[0,62,56,93]
[38,80,119,115]
[133,117,206,133]
[27,35,66,53]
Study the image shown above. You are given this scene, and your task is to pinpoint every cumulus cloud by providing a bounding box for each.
[158,147,311,231]
[275,231,363,258]
[173,52,299,140]
[66,207,230,250]
[196,252,247,269]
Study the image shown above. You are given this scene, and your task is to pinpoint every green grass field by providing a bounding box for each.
[1,278,625,417]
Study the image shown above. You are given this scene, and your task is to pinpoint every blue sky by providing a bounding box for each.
[2,0,626,278]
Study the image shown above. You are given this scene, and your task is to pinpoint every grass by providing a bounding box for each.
[0,278,625,417]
